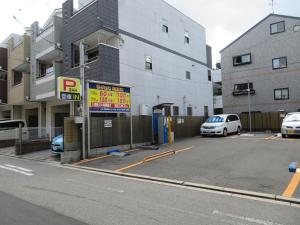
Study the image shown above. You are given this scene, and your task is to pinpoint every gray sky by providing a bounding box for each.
[1,0,300,65]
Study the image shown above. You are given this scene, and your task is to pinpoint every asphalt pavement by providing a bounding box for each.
[0,155,299,225]
[0,191,86,225]
[81,134,300,198]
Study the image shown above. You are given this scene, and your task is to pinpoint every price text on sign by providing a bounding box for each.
[88,83,131,113]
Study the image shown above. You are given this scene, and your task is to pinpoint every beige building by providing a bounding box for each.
[0,34,43,129]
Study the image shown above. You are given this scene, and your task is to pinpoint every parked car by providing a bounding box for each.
[0,120,28,141]
[201,114,241,137]
[51,135,64,154]
[281,112,300,138]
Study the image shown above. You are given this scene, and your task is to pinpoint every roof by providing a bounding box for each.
[0,33,22,48]
[220,14,300,53]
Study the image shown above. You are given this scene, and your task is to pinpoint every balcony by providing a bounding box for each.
[232,89,256,96]
[34,16,63,62]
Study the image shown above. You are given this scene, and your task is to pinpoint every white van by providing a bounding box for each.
[201,114,242,137]
[0,120,28,141]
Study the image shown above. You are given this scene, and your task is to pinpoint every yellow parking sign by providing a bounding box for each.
[57,77,81,101]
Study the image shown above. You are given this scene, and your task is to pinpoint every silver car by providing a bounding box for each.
[281,112,300,138]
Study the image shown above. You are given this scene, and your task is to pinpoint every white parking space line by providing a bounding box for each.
[212,210,284,225]
[0,164,34,176]
[4,164,33,172]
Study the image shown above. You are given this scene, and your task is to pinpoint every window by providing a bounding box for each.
[274,88,289,100]
[234,83,253,91]
[86,47,99,63]
[145,56,152,70]
[184,31,190,44]
[173,106,179,116]
[233,53,251,66]
[270,21,285,34]
[186,71,191,80]
[164,106,171,116]
[272,57,287,69]
[72,44,80,68]
[208,70,212,81]
[38,62,53,78]
[13,71,22,86]
[187,107,193,116]
[162,19,168,33]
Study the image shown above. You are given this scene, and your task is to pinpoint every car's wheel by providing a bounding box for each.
[237,126,241,134]
[223,128,228,137]
[202,134,207,138]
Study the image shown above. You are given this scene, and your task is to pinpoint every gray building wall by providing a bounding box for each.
[62,0,120,83]
[221,14,300,113]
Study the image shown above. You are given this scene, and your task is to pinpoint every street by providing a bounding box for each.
[0,191,86,225]
[0,155,299,225]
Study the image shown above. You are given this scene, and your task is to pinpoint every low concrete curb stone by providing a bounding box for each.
[66,164,300,205]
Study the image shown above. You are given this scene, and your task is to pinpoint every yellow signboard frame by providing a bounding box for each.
[57,76,81,101]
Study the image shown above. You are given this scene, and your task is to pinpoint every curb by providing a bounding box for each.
[66,164,300,205]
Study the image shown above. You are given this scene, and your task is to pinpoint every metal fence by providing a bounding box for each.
[90,116,205,149]
[171,116,205,139]
[240,112,284,132]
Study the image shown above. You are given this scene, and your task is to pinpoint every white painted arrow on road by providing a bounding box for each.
[0,164,34,176]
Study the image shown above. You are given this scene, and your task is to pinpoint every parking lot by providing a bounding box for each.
[78,133,300,199]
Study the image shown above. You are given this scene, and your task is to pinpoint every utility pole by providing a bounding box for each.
[80,41,86,159]
[247,81,252,133]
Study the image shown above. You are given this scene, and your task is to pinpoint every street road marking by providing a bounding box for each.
[115,161,144,173]
[0,164,33,176]
[297,168,300,173]
[74,148,141,165]
[282,172,300,198]
[212,210,284,225]
[115,146,193,173]
[4,164,33,172]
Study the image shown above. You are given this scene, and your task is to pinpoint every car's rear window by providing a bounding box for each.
[0,121,25,130]
[206,116,224,123]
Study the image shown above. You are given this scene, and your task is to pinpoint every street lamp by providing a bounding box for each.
[247,81,252,133]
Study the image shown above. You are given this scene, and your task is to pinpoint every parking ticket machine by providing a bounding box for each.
[152,103,173,144]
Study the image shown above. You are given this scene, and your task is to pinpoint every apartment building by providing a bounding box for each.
[62,0,213,116]
[3,34,44,126]
[30,9,70,137]
[221,14,300,114]
[0,47,7,107]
